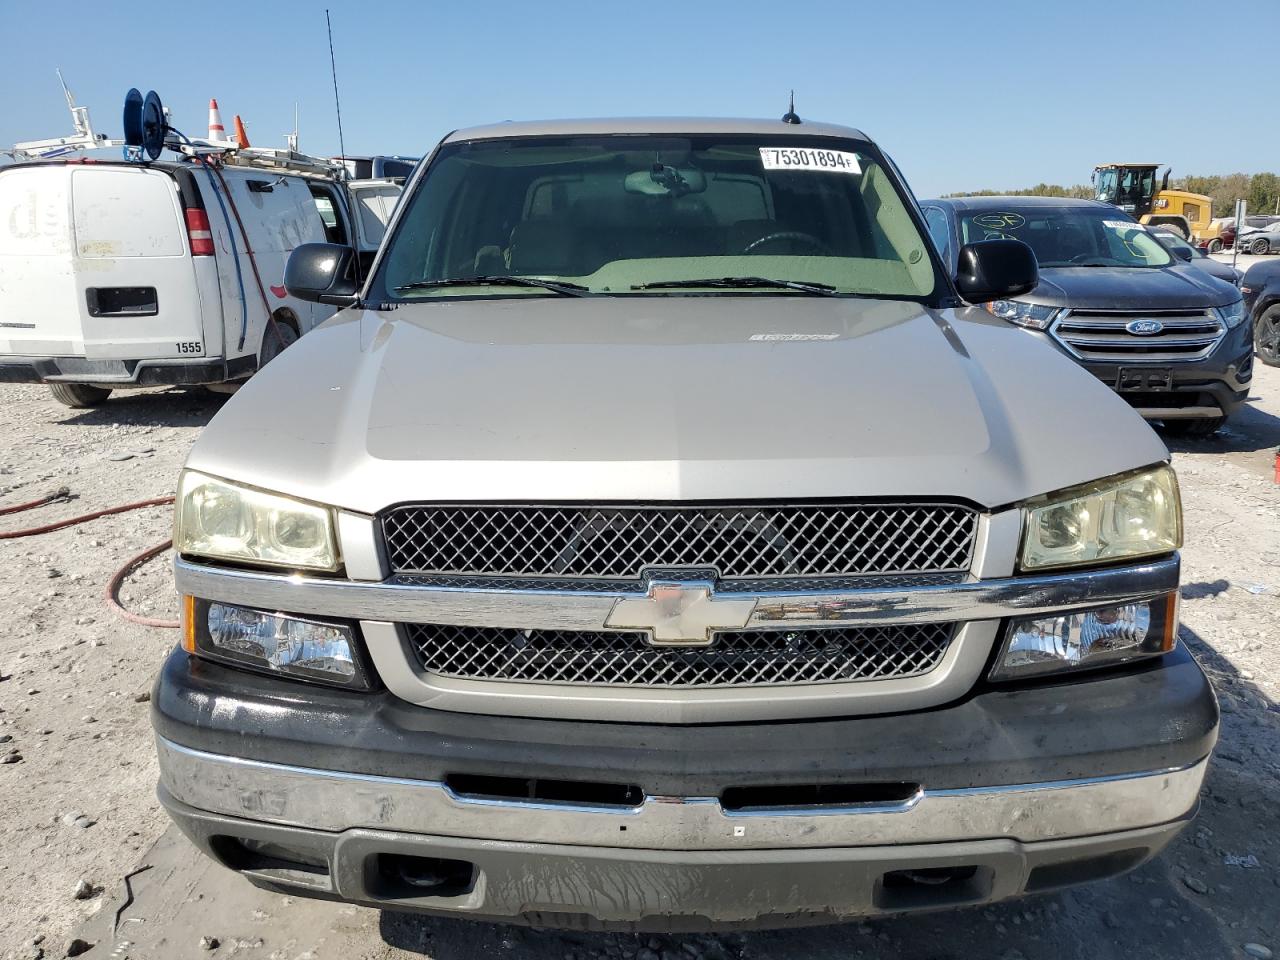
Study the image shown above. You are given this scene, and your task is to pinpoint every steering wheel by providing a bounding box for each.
[1068,253,1110,264]
[743,231,833,256]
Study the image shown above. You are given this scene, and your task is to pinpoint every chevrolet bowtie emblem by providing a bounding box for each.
[604,581,757,647]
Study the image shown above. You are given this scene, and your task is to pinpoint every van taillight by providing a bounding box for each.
[185,209,215,256]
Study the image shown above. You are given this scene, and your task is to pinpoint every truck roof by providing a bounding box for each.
[444,117,870,143]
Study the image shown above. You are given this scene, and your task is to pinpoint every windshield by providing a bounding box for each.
[1094,168,1118,203]
[370,134,940,301]
[957,206,1174,268]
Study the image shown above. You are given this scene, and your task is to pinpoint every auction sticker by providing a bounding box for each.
[760,147,861,173]
[1103,220,1144,230]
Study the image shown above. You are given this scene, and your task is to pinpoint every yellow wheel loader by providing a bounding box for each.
[1092,163,1212,239]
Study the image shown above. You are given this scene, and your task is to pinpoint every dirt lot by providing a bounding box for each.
[1,311,1277,959]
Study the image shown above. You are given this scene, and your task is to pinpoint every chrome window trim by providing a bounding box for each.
[156,736,1209,851]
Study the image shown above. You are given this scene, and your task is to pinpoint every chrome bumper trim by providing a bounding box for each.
[173,555,1180,631]
[156,736,1207,851]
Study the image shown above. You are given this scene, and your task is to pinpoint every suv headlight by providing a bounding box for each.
[175,471,340,572]
[1019,465,1181,571]
[1215,299,1246,328]
[983,300,1059,329]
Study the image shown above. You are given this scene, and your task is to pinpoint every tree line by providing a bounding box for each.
[946,172,1280,218]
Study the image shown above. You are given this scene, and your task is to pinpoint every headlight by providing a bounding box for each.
[176,471,339,572]
[990,594,1179,681]
[1215,299,1247,328]
[1020,465,1181,571]
[982,300,1059,329]
[182,598,368,689]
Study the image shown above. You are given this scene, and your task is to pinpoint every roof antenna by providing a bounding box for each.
[781,90,801,125]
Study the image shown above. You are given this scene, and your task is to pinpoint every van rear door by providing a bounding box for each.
[0,165,83,357]
[70,165,211,362]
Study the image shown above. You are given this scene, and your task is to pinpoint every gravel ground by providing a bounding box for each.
[0,341,1277,959]
[0,386,225,958]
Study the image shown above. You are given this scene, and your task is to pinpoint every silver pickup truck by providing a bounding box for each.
[153,118,1217,930]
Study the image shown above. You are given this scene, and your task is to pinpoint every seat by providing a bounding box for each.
[508,220,580,276]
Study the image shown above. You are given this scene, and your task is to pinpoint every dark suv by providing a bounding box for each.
[1242,258,1280,366]
[923,197,1251,437]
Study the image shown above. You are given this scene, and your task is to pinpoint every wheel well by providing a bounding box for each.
[271,308,300,336]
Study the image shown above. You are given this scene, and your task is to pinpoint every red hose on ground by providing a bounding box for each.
[1,491,179,628]
[105,539,179,629]
[0,486,70,517]
[0,496,175,539]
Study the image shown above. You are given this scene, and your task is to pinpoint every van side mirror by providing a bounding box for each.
[954,239,1038,303]
[285,243,359,305]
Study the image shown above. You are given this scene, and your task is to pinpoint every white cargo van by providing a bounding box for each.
[0,158,392,406]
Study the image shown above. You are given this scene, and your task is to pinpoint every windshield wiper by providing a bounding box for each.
[394,276,590,297]
[630,276,838,296]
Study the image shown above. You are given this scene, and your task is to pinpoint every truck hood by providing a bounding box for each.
[1025,265,1238,309]
[187,296,1169,513]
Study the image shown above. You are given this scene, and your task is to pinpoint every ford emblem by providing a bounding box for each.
[1126,319,1164,336]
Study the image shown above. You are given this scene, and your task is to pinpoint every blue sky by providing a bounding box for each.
[3,0,1276,197]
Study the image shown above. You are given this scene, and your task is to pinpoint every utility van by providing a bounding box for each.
[0,157,395,407]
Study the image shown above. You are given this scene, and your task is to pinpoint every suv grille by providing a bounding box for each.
[406,623,956,687]
[1052,309,1224,362]
[381,504,978,579]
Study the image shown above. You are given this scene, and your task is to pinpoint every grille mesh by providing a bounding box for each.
[382,504,977,579]
[406,623,956,687]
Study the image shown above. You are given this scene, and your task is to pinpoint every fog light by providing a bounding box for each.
[990,593,1178,681]
[190,600,368,689]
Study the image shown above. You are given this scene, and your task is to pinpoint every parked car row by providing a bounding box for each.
[1197,214,1280,254]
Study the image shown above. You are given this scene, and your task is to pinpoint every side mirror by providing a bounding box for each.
[284,243,358,305]
[1171,245,1194,263]
[954,239,1038,303]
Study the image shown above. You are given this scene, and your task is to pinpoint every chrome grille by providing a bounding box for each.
[1052,308,1224,362]
[406,623,956,687]
[381,504,978,579]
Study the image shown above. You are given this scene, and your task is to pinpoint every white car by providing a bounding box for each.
[0,158,396,406]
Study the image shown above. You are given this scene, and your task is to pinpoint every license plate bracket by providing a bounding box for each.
[1117,368,1172,391]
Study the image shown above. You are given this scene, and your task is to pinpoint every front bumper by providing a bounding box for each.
[161,788,1195,930]
[1025,320,1253,420]
[1080,353,1252,420]
[153,645,1218,927]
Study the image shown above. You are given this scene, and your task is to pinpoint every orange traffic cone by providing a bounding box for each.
[207,99,226,141]
[233,115,251,149]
